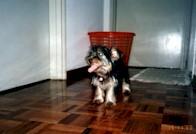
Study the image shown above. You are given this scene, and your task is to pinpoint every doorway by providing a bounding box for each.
[113,0,193,85]
[115,0,192,69]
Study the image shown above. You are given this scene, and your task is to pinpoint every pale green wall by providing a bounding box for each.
[116,0,192,68]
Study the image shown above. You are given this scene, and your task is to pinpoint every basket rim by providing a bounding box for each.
[88,31,136,36]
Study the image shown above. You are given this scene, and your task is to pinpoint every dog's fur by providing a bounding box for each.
[86,45,131,106]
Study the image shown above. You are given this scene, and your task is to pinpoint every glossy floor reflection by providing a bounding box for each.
[0,78,195,133]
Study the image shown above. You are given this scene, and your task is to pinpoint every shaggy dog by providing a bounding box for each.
[86,45,131,106]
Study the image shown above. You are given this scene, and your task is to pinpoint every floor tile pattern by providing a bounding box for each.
[0,78,195,134]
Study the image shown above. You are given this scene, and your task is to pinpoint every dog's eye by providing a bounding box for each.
[98,52,103,56]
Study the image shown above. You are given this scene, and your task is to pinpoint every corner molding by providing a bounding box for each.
[103,0,116,31]
[49,0,66,79]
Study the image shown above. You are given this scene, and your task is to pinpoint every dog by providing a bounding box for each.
[86,45,131,106]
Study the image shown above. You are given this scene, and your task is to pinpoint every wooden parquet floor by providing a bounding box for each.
[0,78,195,134]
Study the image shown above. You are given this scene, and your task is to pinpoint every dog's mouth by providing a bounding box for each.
[87,59,102,73]
[88,63,101,73]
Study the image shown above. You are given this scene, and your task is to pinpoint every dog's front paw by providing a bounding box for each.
[123,89,131,96]
[105,101,116,107]
[93,98,104,104]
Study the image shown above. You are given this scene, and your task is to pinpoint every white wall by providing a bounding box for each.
[66,0,103,71]
[0,0,50,91]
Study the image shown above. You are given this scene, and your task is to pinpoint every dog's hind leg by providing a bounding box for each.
[93,87,104,104]
[122,79,131,96]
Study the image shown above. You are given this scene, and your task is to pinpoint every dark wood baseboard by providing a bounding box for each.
[0,79,50,95]
[67,66,89,86]
[128,66,147,69]
[66,66,146,86]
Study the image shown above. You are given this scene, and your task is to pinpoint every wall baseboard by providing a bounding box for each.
[0,79,50,95]
[66,66,146,86]
[128,66,147,69]
[67,66,89,86]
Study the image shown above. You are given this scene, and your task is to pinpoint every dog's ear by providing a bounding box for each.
[111,47,123,61]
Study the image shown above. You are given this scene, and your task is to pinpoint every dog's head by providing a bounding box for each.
[86,45,122,76]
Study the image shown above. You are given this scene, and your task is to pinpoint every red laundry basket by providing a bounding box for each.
[88,32,135,65]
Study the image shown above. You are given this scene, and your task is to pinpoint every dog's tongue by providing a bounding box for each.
[88,63,100,73]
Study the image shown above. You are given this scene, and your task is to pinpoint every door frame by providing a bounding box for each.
[49,0,66,80]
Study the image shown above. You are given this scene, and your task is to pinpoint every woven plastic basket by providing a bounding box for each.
[88,32,135,65]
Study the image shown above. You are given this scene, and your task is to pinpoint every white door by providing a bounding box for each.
[116,0,191,68]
